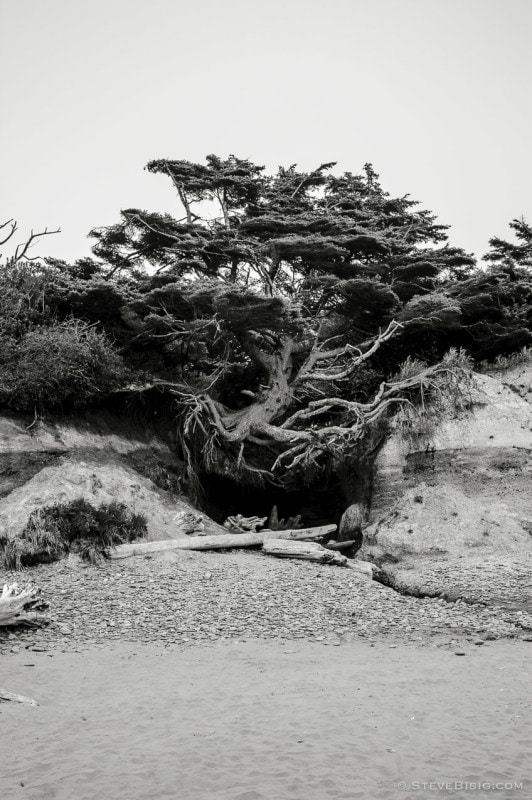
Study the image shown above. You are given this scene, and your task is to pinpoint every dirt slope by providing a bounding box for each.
[0,412,218,541]
[360,360,532,607]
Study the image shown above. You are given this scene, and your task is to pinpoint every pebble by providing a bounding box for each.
[1,551,530,652]
[56,624,72,635]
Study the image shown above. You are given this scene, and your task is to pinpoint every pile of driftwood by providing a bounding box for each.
[110,512,374,573]
[224,506,304,533]
[111,520,337,558]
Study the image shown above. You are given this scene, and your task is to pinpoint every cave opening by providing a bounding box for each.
[197,472,347,531]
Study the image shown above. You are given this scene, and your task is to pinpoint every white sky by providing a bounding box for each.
[1,0,531,263]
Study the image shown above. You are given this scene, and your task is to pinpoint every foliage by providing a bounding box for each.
[0,319,128,412]
[393,349,476,448]
[477,346,531,373]
[2,163,531,499]
[0,500,147,568]
[483,218,532,270]
[0,225,132,412]
[81,156,484,490]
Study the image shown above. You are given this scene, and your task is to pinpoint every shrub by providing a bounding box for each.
[0,319,128,412]
[0,499,147,568]
[0,260,56,337]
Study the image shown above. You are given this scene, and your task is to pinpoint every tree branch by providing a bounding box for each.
[12,227,61,263]
[0,219,17,247]
[296,320,403,384]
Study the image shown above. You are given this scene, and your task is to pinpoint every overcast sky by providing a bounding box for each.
[2,0,531,264]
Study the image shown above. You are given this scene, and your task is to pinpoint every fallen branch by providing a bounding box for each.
[0,583,48,628]
[110,523,337,559]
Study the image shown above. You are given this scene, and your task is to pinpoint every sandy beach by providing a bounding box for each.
[1,639,530,800]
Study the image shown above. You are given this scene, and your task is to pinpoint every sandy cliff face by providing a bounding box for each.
[0,413,204,541]
[360,361,532,606]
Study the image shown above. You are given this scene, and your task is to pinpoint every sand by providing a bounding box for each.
[0,640,530,800]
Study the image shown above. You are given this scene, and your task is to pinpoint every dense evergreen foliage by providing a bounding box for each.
[1,158,530,496]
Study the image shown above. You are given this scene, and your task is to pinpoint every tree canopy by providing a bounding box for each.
[1,157,531,498]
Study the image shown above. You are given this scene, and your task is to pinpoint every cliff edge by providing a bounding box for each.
[360,360,532,609]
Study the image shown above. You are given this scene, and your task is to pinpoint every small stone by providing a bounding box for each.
[474,640,485,646]
[454,650,466,656]
[10,646,20,654]
[56,624,72,635]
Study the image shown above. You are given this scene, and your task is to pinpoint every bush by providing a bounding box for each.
[0,260,56,337]
[0,499,147,568]
[0,319,128,412]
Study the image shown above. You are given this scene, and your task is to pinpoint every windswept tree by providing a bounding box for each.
[436,217,532,361]
[85,155,479,498]
[483,217,532,270]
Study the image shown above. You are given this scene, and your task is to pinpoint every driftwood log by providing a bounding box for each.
[110,524,337,559]
[262,539,348,566]
[0,583,48,627]
[325,539,360,552]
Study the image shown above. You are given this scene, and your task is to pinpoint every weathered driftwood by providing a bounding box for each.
[0,583,48,628]
[346,559,376,577]
[172,510,226,537]
[262,539,348,566]
[110,524,337,559]
[325,539,360,552]
[267,505,304,531]
[0,690,38,706]
[223,514,267,532]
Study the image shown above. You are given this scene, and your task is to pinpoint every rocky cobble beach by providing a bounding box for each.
[2,550,531,654]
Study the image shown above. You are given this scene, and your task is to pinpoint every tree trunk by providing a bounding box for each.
[223,339,296,443]
[110,524,337,559]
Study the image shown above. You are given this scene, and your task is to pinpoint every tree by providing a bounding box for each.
[483,217,532,270]
[85,156,478,497]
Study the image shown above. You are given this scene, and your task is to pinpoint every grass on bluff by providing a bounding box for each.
[0,499,147,569]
